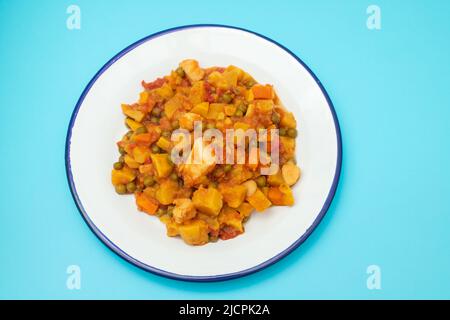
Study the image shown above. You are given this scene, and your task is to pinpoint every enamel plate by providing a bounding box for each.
[66,25,342,281]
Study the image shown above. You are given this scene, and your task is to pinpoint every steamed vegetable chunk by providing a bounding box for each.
[192,187,223,216]
[111,59,301,245]
[178,219,209,245]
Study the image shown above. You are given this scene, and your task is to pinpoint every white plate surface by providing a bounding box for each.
[66,25,342,281]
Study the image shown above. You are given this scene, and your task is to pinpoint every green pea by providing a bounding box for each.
[171,120,180,129]
[222,93,233,103]
[255,176,266,188]
[271,112,281,124]
[167,206,174,217]
[176,67,185,78]
[151,107,161,116]
[135,126,147,135]
[234,110,244,117]
[210,181,218,188]
[237,103,247,113]
[115,184,126,194]
[151,145,160,153]
[279,128,287,136]
[287,128,298,138]
[162,130,171,138]
[144,176,155,187]
[118,146,126,155]
[209,235,219,243]
[156,208,166,217]
[170,172,178,181]
[223,164,232,173]
[126,182,136,193]
[113,162,123,170]
[214,168,224,177]
[245,79,256,89]
[151,116,159,124]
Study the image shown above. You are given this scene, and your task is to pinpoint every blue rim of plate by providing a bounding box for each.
[65,24,343,282]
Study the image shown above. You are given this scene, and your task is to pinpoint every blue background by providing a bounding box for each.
[1,0,449,299]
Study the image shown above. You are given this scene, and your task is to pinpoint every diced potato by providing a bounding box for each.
[267,184,294,206]
[121,104,145,122]
[197,213,220,233]
[179,138,216,186]
[281,162,301,186]
[178,219,209,245]
[280,136,296,159]
[156,136,172,152]
[152,83,174,100]
[155,180,178,205]
[219,184,247,208]
[192,186,223,216]
[224,104,237,116]
[233,122,250,131]
[267,167,285,186]
[218,206,243,233]
[180,59,205,82]
[179,112,202,131]
[160,215,179,237]
[252,84,274,99]
[228,165,253,184]
[164,94,183,119]
[136,192,159,214]
[247,189,272,212]
[150,153,173,178]
[280,111,297,128]
[143,185,156,197]
[191,102,209,117]
[132,146,151,163]
[206,103,225,120]
[207,71,228,90]
[222,69,239,88]
[207,69,239,89]
[242,180,257,197]
[246,88,254,102]
[125,118,143,131]
[225,65,244,80]
[139,91,149,105]
[138,164,153,175]
[255,100,274,114]
[111,166,136,186]
[124,155,140,169]
[236,202,254,218]
[172,198,197,224]
[189,81,205,106]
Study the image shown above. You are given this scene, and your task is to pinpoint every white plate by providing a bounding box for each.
[66,25,342,281]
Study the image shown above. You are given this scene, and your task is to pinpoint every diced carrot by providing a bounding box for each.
[135,193,158,215]
[252,84,274,99]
